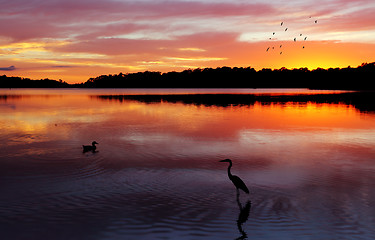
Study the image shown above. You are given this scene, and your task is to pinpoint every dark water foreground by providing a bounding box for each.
[1,89,375,240]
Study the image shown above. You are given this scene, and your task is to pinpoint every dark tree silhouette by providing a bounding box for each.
[1,62,375,90]
[0,75,70,88]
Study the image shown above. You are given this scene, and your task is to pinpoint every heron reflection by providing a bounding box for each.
[236,198,251,240]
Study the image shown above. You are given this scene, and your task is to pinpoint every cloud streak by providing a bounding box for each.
[0,66,16,71]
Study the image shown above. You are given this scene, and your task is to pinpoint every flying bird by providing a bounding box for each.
[273,32,275,35]
[280,45,282,48]
[266,47,270,52]
[82,141,98,152]
[281,22,283,26]
[315,20,318,23]
[304,37,307,40]
[285,28,288,31]
[280,52,283,55]
[294,38,296,42]
[219,159,249,195]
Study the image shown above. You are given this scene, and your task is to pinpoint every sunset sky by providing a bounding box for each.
[1,0,375,83]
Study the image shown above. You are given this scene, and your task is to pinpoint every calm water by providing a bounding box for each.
[1,89,375,240]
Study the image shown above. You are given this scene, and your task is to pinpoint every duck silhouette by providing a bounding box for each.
[82,141,98,152]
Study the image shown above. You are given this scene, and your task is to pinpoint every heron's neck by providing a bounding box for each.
[227,162,233,179]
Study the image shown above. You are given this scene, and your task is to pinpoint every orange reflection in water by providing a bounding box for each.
[111,101,374,139]
[2,93,374,139]
[1,92,375,162]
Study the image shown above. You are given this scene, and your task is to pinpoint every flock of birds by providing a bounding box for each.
[266,17,318,54]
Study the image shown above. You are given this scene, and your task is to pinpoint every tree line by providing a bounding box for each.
[0,76,70,88]
[1,62,374,89]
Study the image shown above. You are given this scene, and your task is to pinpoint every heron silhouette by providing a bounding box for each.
[219,159,249,195]
[82,141,98,153]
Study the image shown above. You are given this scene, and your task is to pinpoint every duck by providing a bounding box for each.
[82,141,98,152]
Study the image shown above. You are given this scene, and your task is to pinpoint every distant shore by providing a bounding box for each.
[1,62,375,90]
[95,91,375,113]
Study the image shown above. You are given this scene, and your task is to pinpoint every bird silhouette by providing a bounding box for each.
[285,28,288,31]
[315,20,318,23]
[304,37,307,40]
[219,159,249,195]
[266,47,270,52]
[294,38,296,42]
[82,141,98,152]
[281,22,283,26]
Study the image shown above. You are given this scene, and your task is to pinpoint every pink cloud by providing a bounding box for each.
[0,0,276,42]
[320,8,375,32]
[51,31,241,57]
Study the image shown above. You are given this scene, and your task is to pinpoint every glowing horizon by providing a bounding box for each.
[1,0,375,83]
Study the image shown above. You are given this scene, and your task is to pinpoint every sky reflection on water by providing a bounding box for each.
[0,89,375,239]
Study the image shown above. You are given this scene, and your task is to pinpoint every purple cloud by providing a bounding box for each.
[0,66,16,71]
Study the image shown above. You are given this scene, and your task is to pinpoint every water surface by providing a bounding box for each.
[1,89,375,240]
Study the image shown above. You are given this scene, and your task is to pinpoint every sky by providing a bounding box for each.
[1,0,375,83]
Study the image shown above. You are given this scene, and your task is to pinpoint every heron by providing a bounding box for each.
[219,159,249,195]
[82,141,98,152]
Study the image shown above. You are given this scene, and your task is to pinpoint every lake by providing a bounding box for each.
[1,88,375,240]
